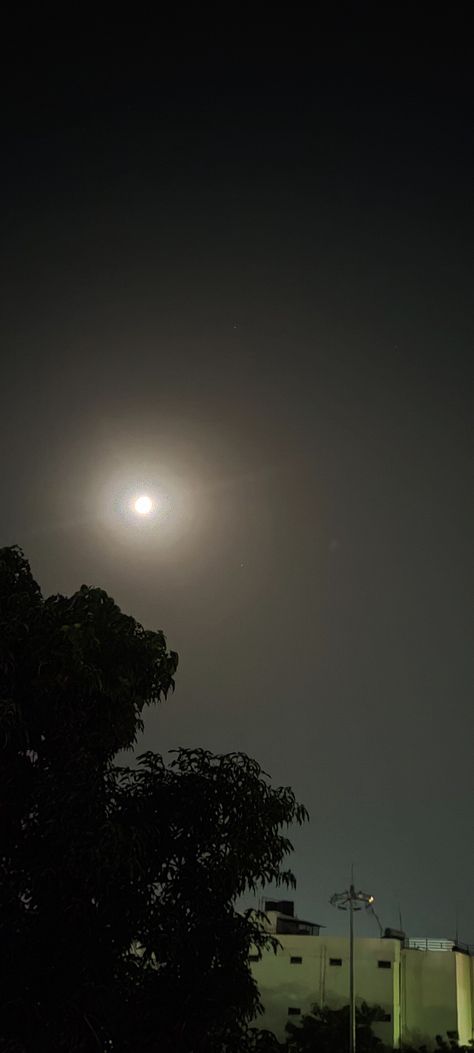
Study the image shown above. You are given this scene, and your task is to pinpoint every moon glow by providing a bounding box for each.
[134,495,153,515]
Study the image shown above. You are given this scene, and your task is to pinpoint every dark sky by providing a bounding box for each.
[2,25,473,942]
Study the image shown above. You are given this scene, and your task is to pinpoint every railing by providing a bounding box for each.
[404,937,474,955]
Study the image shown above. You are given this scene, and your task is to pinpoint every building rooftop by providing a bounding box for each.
[264,900,324,936]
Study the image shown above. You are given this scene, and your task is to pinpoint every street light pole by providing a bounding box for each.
[330,878,375,1053]
[349,890,355,1053]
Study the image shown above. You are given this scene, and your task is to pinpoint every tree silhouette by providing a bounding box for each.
[286,1001,386,1053]
[0,546,307,1052]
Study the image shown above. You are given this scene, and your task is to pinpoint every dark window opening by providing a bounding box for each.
[378,960,391,969]
[329,957,342,966]
[288,1008,301,1016]
[290,956,303,964]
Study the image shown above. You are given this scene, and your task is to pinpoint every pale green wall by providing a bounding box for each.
[251,936,398,1046]
[250,935,321,1040]
[251,936,474,1048]
[401,949,458,1045]
[455,953,473,1046]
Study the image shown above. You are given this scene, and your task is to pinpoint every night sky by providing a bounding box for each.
[2,26,473,943]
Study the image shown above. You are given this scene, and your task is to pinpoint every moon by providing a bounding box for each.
[134,494,153,515]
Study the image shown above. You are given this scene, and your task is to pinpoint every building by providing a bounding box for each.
[260,899,323,937]
[250,902,474,1048]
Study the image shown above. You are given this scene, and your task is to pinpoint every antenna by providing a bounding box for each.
[369,905,384,938]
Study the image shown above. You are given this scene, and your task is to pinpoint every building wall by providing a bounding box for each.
[251,935,474,1048]
[251,936,398,1046]
[455,953,473,1047]
[401,949,458,1046]
[251,934,322,1041]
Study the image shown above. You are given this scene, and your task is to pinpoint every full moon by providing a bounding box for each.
[134,494,153,515]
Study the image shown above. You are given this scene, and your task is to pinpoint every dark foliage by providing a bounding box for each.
[0,547,307,1052]
[400,1038,474,1053]
[286,1001,386,1053]
[286,1005,474,1053]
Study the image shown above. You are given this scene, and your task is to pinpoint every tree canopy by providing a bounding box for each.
[286,1002,386,1053]
[0,546,307,1052]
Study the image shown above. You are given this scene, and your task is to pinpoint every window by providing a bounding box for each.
[329,957,342,966]
[288,1008,301,1016]
[290,956,303,964]
[378,960,391,969]
[248,954,259,962]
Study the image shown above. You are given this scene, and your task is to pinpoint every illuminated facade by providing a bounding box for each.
[250,903,474,1048]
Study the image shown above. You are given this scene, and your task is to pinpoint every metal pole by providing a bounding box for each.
[330,879,374,1053]
[349,886,355,1053]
